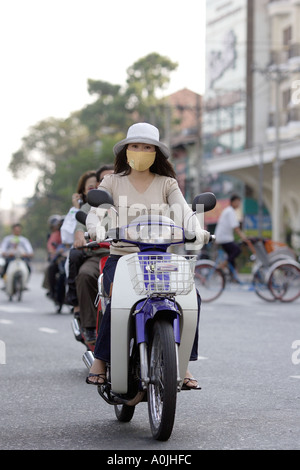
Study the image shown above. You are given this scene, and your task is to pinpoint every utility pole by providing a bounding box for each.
[253,63,300,241]
[164,102,171,153]
[195,94,202,195]
[256,144,264,239]
[273,74,281,242]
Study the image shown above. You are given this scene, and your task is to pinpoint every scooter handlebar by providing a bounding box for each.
[75,233,102,249]
[184,233,215,244]
[85,231,216,247]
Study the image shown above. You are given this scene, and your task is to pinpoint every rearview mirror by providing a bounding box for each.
[75,210,87,225]
[192,192,216,213]
[87,189,114,208]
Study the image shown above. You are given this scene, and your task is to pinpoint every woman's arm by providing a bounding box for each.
[86,176,113,239]
[166,179,210,247]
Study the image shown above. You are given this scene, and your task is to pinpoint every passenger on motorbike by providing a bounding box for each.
[85,123,210,387]
[66,167,113,346]
[44,215,65,301]
[67,165,114,216]
[0,223,33,279]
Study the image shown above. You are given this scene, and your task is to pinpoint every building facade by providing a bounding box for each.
[167,88,202,202]
[204,0,300,247]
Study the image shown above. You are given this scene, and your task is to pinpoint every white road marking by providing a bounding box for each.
[0,319,13,325]
[256,311,276,317]
[290,375,300,379]
[38,327,58,334]
[197,356,208,360]
[0,305,35,313]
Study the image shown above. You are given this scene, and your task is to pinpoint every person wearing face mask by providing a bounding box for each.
[85,122,210,387]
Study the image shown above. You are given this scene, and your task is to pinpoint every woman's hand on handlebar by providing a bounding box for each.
[185,229,213,246]
[88,223,106,243]
[199,229,211,245]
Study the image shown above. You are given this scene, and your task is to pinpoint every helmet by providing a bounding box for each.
[48,214,63,228]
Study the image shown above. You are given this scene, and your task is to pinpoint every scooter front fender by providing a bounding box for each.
[140,291,198,383]
[110,254,198,394]
[5,259,29,296]
[110,255,145,394]
[135,297,179,344]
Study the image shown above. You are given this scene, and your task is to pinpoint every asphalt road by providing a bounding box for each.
[0,266,299,451]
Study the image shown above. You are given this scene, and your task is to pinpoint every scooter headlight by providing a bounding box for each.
[125,223,183,244]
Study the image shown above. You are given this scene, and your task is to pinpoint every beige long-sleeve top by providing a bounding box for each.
[86,173,203,256]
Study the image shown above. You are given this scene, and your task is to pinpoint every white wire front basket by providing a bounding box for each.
[127,254,197,296]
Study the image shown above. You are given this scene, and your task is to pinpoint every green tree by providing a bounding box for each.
[8,52,178,248]
[9,115,89,177]
[80,53,178,134]
[125,52,178,124]
[126,52,177,103]
[79,80,130,134]
[9,117,116,247]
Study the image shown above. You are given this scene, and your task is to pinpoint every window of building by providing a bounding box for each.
[282,88,291,109]
[283,26,292,46]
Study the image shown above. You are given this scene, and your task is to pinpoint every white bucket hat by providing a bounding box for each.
[113,122,170,159]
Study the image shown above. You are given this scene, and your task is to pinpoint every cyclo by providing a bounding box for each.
[82,189,216,441]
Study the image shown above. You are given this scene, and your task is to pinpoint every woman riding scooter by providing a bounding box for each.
[85,123,210,388]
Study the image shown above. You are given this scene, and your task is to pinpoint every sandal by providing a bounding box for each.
[182,377,201,390]
[86,373,106,386]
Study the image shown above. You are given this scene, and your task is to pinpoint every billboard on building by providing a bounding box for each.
[204,0,248,157]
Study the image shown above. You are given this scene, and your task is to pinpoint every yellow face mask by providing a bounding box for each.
[126,150,156,171]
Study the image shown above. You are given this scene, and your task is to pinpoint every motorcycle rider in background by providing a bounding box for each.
[0,223,33,280]
[42,215,64,301]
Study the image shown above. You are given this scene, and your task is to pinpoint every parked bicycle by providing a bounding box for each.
[194,238,300,303]
[267,259,300,302]
[194,243,250,302]
[251,239,300,302]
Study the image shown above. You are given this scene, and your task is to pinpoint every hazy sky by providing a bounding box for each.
[0,0,206,210]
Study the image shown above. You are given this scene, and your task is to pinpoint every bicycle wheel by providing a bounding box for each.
[147,320,177,441]
[268,263,300,302]
[194,262,225,302]
[252,266,276,302]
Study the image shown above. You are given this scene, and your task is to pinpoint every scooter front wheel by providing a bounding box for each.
[114,404,135,422]
[147,320,177,441]
[13,274,23,302]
